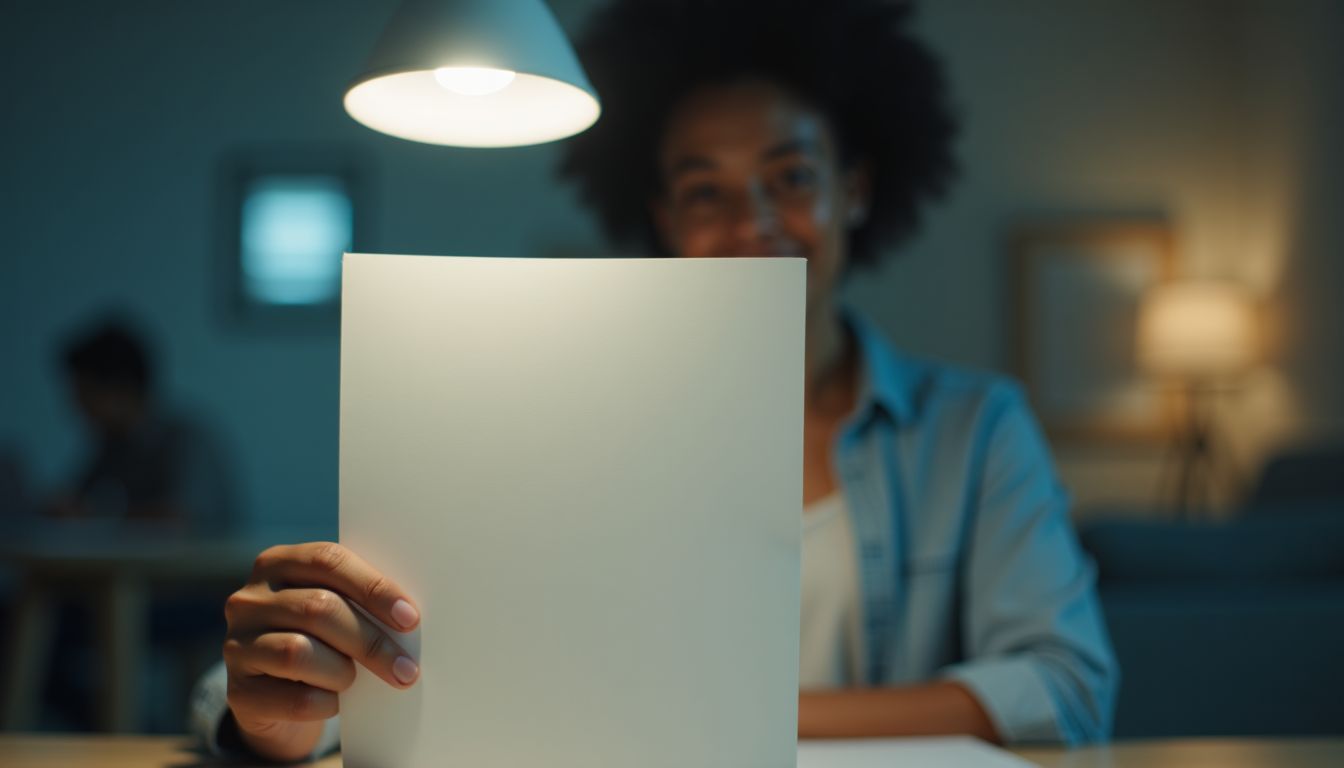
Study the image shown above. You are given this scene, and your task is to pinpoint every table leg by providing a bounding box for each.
[96,574,147,733]
[1,582,56,731]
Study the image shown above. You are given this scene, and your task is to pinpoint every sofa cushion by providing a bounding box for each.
[1079,512,1344,585]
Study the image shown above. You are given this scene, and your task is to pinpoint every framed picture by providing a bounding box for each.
[215,145,373,328]
[1011,220,1178,442]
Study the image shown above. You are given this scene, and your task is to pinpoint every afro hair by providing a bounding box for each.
[558,0,960,268]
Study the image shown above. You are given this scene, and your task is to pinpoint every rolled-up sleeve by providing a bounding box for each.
[189,661,232,755]
[190,660,342,759]
[941,383,1119,744]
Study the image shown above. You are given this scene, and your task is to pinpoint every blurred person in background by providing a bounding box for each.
[47,317,234,533]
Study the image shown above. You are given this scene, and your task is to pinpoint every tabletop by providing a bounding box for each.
[2,734,1343,767]
[0,524,280,577]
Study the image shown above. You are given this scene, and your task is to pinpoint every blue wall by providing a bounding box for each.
[3,0,1341,531]
[0,1,607,534]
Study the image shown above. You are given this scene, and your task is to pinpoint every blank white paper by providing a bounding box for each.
[798,737,1040,768]
[339,254,805,768]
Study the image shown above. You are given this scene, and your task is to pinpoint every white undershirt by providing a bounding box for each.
[799,490,862,689]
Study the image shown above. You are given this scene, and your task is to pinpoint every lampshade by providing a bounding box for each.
[344,0,601,148]
[1138,281,1257,378]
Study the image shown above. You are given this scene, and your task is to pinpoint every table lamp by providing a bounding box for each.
[1138,281,1258,515]
[344,0,601,147]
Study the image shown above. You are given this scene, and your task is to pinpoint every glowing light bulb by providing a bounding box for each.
[433,67,516,96]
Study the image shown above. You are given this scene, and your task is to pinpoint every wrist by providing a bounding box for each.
[235,713,325,763]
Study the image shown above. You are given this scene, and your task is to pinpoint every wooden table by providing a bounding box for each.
[0,526,269,732]
[2,735,1342,767]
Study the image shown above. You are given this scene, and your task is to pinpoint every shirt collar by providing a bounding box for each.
[842,307,916,426]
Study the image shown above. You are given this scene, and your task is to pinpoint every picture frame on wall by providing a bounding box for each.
[215,145,373,329]
[1011,219,1178,442]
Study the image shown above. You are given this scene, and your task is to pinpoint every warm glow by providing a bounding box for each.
[433,66,516,96]
[1138,282,1258,378]
[344,70,600,148]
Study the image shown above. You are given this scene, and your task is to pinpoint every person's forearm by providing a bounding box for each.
[798,681,1000,743]
[43,495,88,518]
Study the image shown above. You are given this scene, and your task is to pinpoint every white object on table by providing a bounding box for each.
[799,736,1040,767]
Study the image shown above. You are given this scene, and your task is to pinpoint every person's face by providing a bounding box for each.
[71,376,142,437]
[652,79,868,316]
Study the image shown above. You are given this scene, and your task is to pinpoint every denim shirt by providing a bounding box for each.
[838,310,1118,743]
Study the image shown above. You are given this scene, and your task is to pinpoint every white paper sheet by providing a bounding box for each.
[798,737,1041,767]
[339,254,805,768]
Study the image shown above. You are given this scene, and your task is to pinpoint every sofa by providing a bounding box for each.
[1078,445,1344,738]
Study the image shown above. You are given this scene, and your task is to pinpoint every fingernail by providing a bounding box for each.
[393,655,419,685]
[391,599,419,629]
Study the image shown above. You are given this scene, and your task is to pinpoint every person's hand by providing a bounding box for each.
[223,542,421,762]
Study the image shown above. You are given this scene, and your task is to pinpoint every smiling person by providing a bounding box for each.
[194,0,1116,761]
[558,0,1118,746]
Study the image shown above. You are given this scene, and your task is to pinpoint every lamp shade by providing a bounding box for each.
[344,0,600,147]
[1138,282,1257,378]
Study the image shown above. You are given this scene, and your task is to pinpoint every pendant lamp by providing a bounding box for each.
[344,0,601,147]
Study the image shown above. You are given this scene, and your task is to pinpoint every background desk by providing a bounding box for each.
[0,528,266,732]
[2,735,1343,767]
